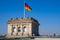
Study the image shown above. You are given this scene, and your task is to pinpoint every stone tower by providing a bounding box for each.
[7,17,39,38]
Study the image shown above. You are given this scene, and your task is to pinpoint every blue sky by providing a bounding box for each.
[0,0,60,35]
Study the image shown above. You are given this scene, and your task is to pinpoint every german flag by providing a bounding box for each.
[25,3,32,11]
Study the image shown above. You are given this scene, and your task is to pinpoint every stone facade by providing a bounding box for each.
[7,17,39,38]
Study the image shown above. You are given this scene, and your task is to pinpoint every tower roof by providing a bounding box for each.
[8,17,40,25]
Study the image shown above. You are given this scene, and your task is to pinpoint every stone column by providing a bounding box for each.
[8,24,12,36]
[21,25,23,36]
[16,26,18,35]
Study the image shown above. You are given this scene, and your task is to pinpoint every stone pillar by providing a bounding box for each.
[15,25,18,35]
[21,25,23,36]
[8,24,12,36]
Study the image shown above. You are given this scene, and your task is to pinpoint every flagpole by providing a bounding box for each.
[24,1,25,18]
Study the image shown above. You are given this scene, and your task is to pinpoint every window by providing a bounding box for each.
[18,27,21,32]
[13,27,16,32]
[23,26,26,32]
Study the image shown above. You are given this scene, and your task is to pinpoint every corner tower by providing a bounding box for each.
[7,17,39,37]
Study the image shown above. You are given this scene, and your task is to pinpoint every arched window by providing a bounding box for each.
[13,27,16,32]
[23,26,26,32]
[18,27,21,32]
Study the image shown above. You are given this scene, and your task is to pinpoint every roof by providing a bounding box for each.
[8,17,40,25]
